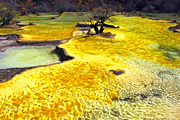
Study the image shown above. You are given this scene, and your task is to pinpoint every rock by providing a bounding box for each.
[55,46,74,62]
[0,67,34,83]
[51,17,56,19]
[7,34,21,40]
[169,24,180,32]
[172,20,177,23]
[19,24,27,27]
[0,37,8,40]
[110,70,125,75]
[104,24,119,28]
[16,29,24,31]
[99,32,116,38]
[79,27,91,31]
[15,21,21,23]
[29,23,34,25]
[177,24,180,28]
[76,23,91,27]
[73,31,87,37]
[76,23,119,29]
[169,27,177,32]
[168,23,180,32]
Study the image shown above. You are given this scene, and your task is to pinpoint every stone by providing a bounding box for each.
[55,46,74,62]
[51,17,56,19]
[110,70,125,75]
[99,32,116,38]
[29,23,34,25]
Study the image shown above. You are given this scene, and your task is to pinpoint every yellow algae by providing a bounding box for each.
[0,55,163,119]
[0,58,114,119]
[0,13,179,119]
[0,12,80,40]
[59,15,180,67]
[1,55,176,119]
[18,25,78,41]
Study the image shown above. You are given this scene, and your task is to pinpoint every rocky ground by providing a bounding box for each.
[0,35,20,52]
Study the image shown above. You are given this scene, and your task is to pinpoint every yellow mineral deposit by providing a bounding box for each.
[0,12,79,41]
[0,14,179,119]
[60,15,180,67]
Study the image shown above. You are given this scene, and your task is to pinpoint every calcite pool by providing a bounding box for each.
[0,46,60,69]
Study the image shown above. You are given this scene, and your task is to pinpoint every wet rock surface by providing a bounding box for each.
[0,34,20,52]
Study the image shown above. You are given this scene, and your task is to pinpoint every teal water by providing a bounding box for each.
[0,46,60,69]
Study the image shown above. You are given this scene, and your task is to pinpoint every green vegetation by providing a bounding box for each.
[0,2,17,25]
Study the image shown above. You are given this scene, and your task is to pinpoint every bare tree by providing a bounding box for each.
[16,0,36,15]
[89,7,113,34]
[80,0,114,35]
[55,0,75,16]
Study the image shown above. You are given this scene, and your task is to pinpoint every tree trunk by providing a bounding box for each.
[2,17,11,26]
[94,25,99,34]
[94,22,99,34]
[99,23,104,33]
[2,19,9,26]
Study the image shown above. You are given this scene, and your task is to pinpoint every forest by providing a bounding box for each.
[1,0,180,26]
[1,0,180,14]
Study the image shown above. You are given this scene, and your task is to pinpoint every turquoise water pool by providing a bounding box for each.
[0,46,60,69]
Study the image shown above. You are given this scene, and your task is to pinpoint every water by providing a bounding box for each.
[0,46,60,69]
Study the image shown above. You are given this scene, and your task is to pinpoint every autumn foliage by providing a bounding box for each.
[16,0,36,15]
[0,2,17,25]
[0,0,180,26]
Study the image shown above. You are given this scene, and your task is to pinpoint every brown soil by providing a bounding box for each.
[0,67,34,83]
[99,32,116,38]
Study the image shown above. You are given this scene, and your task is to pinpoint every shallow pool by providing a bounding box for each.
[0,46,60,69]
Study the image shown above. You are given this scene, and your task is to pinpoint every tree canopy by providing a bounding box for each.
[0,0,180,14]
[0,0,179,26]
[0,2,17,25]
